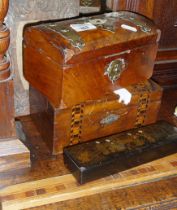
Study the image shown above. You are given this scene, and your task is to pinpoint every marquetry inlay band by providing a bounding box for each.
[70,103,85,145]
[135,83,150,128]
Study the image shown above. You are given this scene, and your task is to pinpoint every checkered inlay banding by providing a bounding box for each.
[70,104,85,145]
[134,83,151,128]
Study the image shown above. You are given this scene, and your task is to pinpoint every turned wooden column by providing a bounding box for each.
[0,0,10,81]
[0,0,16,139]
[0,0,30,174]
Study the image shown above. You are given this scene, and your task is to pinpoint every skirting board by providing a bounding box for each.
[0,153,177,210]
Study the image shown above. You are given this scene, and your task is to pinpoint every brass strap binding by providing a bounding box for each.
[46,24,85,50]
[135,82,150,128]
[119,14,152,33]
[70,104,85,145]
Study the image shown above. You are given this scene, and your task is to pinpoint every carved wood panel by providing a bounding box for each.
[6,0,79,116]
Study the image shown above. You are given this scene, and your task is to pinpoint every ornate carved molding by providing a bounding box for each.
[8,0,79,20]
[6,0,79,116]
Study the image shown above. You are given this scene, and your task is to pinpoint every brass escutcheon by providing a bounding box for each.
[80,0,93,6]
[100,114,120,126]
[104,58,127,83]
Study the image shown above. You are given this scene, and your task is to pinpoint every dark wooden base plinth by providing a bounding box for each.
[0,139,30,174]
[64,121,177,184]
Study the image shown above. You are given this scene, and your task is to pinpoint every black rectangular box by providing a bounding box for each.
[63,121,177,184]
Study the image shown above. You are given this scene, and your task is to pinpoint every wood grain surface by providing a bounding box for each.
[0,153,177,210]
[107,0,177,49]
[0,139,30,174]
[0,0,16,139]
[107,0,177,88]
[0,81,16,139]
[0,88,176,209]
[23,12,161,154]
[25,176,177,210]
[24,11,159,107]
[29,80,162,154]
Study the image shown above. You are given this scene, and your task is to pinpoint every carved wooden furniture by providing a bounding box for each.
[23,12,162,154]
[0,0,30,173]
[107,0,177,88]
[6,0,80,116]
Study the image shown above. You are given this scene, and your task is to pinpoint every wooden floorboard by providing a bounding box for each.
[0,153,177,209]
[25,176,177,210]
